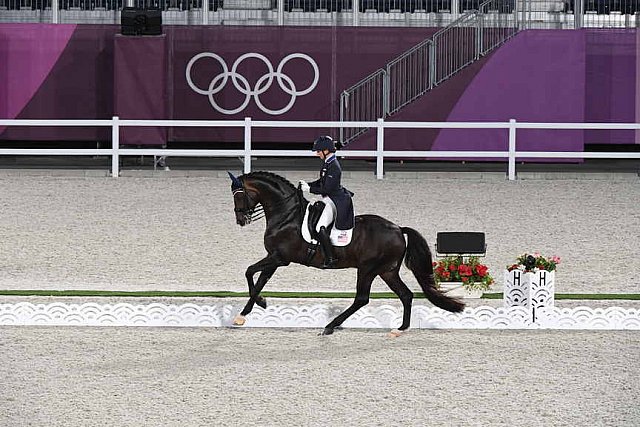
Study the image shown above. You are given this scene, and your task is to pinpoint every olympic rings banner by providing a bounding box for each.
[185,52,319,116]
[167,25,438,145]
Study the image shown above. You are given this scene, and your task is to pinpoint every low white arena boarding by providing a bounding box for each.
[0,303,639,330]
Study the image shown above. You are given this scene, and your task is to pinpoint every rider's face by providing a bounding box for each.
[315,150,324,159]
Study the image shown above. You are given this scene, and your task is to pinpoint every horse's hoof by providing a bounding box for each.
[319,327,334,336]
[387,329,406,338]
[233,314,246,326]
[256,297,267,309]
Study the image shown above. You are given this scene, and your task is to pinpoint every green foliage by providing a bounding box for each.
[507,253,561,272]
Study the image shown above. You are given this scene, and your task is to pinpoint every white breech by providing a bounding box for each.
[316,197,337,232]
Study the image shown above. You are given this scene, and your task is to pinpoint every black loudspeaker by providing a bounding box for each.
[436,232,486,256]
[121,7,162,36]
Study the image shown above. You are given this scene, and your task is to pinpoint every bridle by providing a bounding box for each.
[233,184,299,224]
[232,187,264,224]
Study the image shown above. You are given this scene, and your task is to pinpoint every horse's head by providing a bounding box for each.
[228,172,263,226]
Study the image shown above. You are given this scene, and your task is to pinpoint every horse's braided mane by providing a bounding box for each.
[243,171,297,192]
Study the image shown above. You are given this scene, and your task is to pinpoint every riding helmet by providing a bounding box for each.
[312,135,336,153]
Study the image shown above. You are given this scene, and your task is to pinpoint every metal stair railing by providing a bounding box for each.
[339,68,387,144]
[339,0,522,146]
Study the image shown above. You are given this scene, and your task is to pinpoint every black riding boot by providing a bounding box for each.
[317,226,338,268]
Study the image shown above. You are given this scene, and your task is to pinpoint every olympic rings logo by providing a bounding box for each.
[185,52,320,115]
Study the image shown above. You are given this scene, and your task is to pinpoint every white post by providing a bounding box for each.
[451,0,459,15]
[111,116,120,178]
[352,0,359,26]
[376,118,384,179]
[244,117,252,174]
[277,0,284,26]
[52,0,59,24]
[574,0,584,29]
[508,118,516,181]
[202,0,209,25]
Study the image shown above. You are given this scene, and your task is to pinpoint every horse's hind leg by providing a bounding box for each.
[322,266,377,335]
[379,269,414,332]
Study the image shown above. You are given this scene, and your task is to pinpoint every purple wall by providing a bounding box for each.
[0,25,637,151]
[0,24,76,134]
[114,34,167,146]
[585,29,637,145]
[1,25,117,141]
[433,30,586,153]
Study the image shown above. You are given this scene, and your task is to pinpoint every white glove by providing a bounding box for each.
[298,180,310,192]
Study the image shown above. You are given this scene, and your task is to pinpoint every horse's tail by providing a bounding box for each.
[401,227,465,313]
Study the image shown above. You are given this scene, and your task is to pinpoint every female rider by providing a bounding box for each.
[299,136,354,268]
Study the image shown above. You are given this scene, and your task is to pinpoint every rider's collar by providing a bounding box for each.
[324,154,336,164]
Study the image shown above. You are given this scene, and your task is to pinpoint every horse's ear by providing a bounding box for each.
[227,171,242,190]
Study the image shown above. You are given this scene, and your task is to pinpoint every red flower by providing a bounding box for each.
[458,265,473,276]
[506,263,519,272]
[476,265,488,277]
[434,256,494,291]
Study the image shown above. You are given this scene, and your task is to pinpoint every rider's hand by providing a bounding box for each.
[298,180,310,192]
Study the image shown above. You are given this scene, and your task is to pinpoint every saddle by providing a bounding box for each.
[307,201,325,240]
[301,201,353,247]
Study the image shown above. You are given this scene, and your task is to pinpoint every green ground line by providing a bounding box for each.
[0,290,638,300]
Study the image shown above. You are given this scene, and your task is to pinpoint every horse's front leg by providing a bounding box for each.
[241,265,277,314]
[233,255,282,326]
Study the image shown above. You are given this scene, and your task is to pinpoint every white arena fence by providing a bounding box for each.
[1,302,639,330]
[0,117,638,181]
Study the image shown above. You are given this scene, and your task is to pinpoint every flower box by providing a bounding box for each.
[433,256,494,298]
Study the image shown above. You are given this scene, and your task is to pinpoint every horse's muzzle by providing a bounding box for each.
[236,213,251,226]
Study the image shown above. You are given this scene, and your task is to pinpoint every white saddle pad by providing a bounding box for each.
[301,204,353,247]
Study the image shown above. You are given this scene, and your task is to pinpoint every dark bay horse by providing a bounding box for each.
[228,171,464,335]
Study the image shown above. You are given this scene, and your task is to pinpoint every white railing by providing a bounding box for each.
[0,117,638,181]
